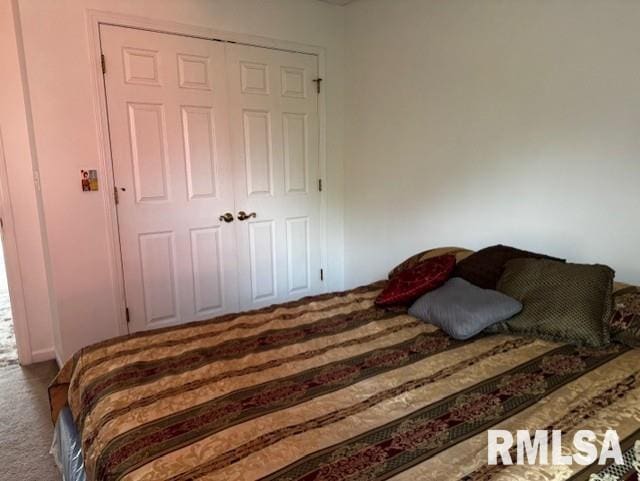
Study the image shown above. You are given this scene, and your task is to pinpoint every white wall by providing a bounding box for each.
[16,0,345,362]
[13,0,640,362]
[343,0,640,288]
[0,0,57,363]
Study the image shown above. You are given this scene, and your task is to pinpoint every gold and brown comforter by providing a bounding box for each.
[50,283,640,481]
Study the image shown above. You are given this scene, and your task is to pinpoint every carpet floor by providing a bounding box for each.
[0,361,61,481]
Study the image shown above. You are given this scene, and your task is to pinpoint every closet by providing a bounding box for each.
[100,25,322,333]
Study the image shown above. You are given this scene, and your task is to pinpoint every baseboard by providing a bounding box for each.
[30,347,56,363]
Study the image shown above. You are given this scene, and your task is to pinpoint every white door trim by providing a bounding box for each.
[85,10,329,335]
[0,128,32,364]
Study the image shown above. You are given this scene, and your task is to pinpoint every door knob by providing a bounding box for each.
[219,212,234,223]
[237,211,257,221]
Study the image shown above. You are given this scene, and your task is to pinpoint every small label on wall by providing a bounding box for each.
[81,169,98,191]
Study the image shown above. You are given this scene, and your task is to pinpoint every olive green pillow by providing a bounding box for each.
[487,258,614,347]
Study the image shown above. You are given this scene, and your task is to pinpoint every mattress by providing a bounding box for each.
[49,282,640,481]
[51,406,87,481]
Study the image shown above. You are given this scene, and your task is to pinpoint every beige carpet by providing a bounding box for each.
[0,361,61,481]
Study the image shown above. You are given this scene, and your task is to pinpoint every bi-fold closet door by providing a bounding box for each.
[101,25,322,333]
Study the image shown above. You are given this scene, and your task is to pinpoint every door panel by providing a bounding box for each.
[181,106,218,199]
[138,231,178,324]
[226,44,323,310]
[249,220,277,301]
[243,110,273,195]
[286,217,310,293]
[283,112,308,194]
[101,25,239,332]
[190,226,224,314]
[127,102,170,203]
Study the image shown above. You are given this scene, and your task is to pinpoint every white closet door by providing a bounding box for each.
[101,25,238,332]
[226,44,323,310]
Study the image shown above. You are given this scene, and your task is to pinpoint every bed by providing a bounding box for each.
[49,281,640,481]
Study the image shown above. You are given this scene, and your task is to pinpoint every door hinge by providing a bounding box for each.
[320,268,324,281]
[114,186,119,205]
[313,77,323,94]
[101,54,106,74]
[125,307,131,324]
[318,179,323,192]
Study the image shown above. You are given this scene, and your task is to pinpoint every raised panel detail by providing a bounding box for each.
[128,103,170,202]
[139,231,178,324]
[281,66,306,98]
[243,110,273,196]
[283,113,307,193]
[249,220,277,301]
[181,106,217,199]
[190,227,223,314]
[240,61,269,95]
[123,47,160,86]
[178,53,211,90]
[286,217,310,293]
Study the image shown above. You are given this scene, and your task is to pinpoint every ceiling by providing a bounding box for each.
[316,0,357,5]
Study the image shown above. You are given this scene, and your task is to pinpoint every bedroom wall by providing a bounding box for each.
[343,0,640,287]
[15,0,345,362]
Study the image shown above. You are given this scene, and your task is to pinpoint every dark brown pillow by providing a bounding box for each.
[453,244,565,289]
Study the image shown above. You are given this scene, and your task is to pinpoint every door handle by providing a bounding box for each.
[237,211,257,221]
[219,212,234,223]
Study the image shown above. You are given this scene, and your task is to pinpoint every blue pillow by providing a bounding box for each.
[408,277,522,340]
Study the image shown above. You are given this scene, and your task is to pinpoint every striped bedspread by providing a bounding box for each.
[49,282,640,481]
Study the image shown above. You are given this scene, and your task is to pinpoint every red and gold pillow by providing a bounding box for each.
[388,246,473,279]
[610,286,640,348]
[376,254,456,306]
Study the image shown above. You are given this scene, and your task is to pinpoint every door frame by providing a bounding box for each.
[0,128,32,364]
[85,10,329,335]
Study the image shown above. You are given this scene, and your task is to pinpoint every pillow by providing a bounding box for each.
[388,246,473,279]
[610,286,640,348]
[488,258,614,347]
[453,244,565,290]
[376,254,456,306]
[408,277,522,340]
